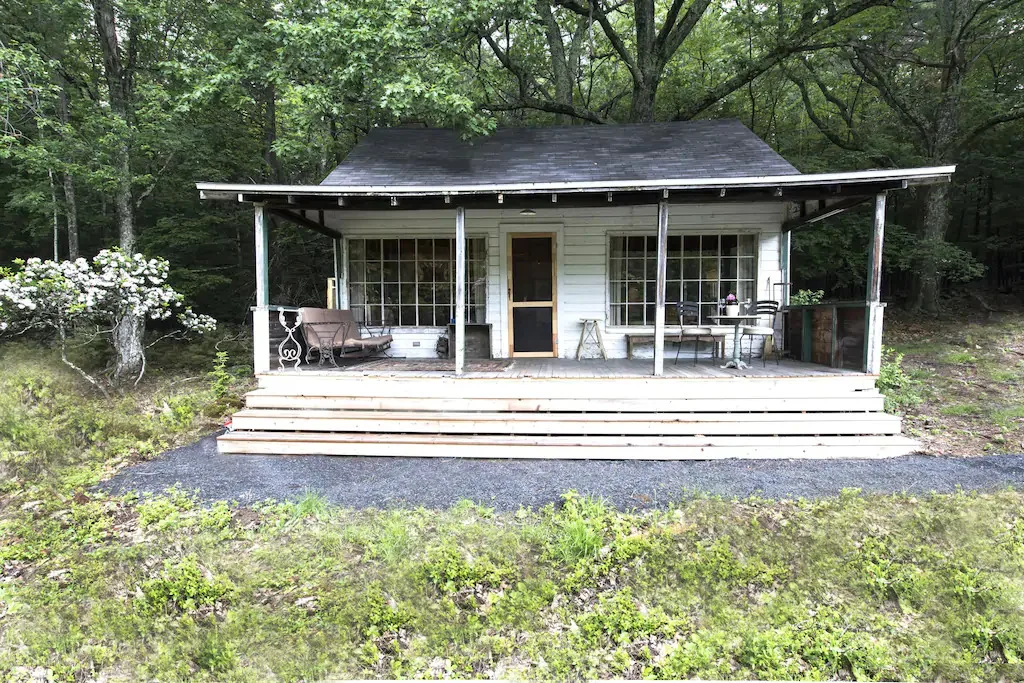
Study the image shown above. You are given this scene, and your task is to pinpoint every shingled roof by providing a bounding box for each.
[320,119,799,187]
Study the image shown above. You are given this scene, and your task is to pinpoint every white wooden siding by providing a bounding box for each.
[324,203,786,359]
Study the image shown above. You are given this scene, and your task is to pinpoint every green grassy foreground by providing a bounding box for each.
[1,345,1023,681]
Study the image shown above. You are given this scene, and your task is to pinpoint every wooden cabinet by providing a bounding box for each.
[784,302,877,371]
[447,323,493,360]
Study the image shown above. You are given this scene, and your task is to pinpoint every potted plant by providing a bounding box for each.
[724,293,739,317]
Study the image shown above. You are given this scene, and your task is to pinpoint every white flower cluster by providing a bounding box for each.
[0,249,217,335]
[178,308,218,334]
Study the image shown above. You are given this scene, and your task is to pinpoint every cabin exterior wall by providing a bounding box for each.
[324,203,787,360]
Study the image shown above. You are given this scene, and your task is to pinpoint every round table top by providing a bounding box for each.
[707,314,761,322]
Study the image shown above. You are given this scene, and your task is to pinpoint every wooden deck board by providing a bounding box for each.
[268,357,865,380]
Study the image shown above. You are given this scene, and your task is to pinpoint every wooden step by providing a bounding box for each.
[256,373,879,399]
[217,431,920,459]
[243,390,885,413]
[229,408,902,436]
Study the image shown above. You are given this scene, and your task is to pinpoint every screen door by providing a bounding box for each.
[508,234,556,356]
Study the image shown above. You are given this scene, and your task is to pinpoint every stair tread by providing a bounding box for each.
[219,431,918,446]
[232,408,897,421]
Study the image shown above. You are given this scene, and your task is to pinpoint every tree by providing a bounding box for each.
[790,0,1024,311]
[474,0,896,123]
[0,250,216,394]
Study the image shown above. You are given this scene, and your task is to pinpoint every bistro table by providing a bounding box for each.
[707,314,761,370]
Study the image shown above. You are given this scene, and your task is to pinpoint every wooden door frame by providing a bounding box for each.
[507,232,558,358]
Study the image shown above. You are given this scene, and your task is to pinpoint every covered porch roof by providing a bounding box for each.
[197,120,952,222]
[198,166,954,210]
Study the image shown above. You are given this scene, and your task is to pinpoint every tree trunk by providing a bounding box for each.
[629,0,660,122]
[57,83,79,259]
[49,168,60,261]
[112,312,145,385]
[537,0,575,124]
[912,182,951,313]
[93,0,144,382]
[629,77,659,122]
[263,84,281,181]
[63,174,79,259]
[909,0,965,313]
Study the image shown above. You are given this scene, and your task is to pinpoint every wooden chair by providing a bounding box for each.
[741,300,781,366]
[675,301,722,365]
[297,308,393,366]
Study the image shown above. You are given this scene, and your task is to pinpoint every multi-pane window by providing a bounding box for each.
[347,238,486,326]
[609,234,757,326]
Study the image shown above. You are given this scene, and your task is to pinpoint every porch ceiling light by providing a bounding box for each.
[519,209,537,216]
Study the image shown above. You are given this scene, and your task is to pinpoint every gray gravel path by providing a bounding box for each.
[98,432,1024,510]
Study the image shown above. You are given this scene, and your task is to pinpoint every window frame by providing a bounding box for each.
[606,230,760,329]
[345,235,488,328]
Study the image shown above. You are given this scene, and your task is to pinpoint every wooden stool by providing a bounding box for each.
[576,318,608,360]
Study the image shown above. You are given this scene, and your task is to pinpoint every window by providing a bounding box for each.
[609,233,757,326]
[347,237,486,326]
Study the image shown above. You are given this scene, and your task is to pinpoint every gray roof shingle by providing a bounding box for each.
[320,119,799,187]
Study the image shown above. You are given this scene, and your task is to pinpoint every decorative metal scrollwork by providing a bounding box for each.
[278,309,303,370]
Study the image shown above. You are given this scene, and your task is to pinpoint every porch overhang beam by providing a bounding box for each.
[266,208,342,239]
[198,165,954,202]
[226,182,914,214]
[782,196,874,232]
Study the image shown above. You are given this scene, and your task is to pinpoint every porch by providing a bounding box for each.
[261,356,863,379]
[218,356,918,459]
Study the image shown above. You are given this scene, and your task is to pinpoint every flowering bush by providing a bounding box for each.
[0,249,216,390]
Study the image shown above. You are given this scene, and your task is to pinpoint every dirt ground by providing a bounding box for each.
[885,294,1024,456]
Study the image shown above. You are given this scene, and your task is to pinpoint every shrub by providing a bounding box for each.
[790,289,824,305]
[877,346,921,414]
[139,555,235,614]
[362,582,413,637]
[422,544,512,594]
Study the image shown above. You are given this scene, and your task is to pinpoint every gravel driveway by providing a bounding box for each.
[99,433,1024,511]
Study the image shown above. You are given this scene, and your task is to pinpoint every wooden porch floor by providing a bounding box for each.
[269,357,866,379]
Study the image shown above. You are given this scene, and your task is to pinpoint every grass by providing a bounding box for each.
[2,478,1024,681]
[2,320,1024,680]
[883,301,1024,455]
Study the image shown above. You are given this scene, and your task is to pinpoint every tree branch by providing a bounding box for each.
[955,107,1024,154]
[850,49,933,144]
[481,97,610,123]
[660,0,714,60]
[554,0,640,81]
[676,0,890,120]
[787,72,864,152]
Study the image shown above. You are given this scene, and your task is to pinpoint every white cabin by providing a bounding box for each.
[197,120,954,459]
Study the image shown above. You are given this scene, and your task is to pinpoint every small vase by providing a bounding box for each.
[725,304,739,317]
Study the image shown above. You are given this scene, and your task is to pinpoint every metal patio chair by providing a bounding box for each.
[675,301,723,365]
[741,300,781,366]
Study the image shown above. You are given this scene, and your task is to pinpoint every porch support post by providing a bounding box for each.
[455,206,466,375]
[780,230,791,306]
[653,200,669,376]
[253,203,270,374]
[332,237,344,309]
[865,192,886,374]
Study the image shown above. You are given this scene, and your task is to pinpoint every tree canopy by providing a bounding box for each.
[2,0,1022,319]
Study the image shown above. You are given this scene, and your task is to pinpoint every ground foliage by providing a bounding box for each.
[1,343,1024,681]
[884,297,1024,456]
